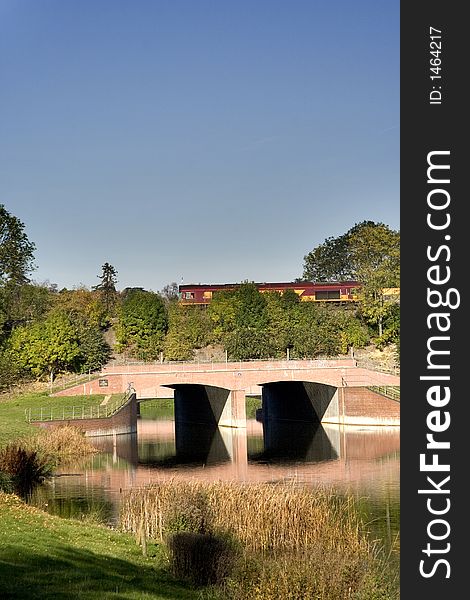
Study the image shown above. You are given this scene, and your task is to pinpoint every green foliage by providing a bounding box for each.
[303,221,399,285]
[0,282,52,337]
[116,289,168,360]
[0,203,36,285]
[164,304,213,361]
[289,304,369,358]
[208,290,239,342]
[225,327,273,360]
[209,283,273,360]
[302,232,352,281]
[205,282,370,360]
[303,221,400,343]
[0,349,21,392]
[92,262,118,314]
[7,309,110,378]
[53,287,109,328]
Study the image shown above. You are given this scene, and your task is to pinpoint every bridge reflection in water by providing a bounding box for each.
[35,410,399,531]
[86,413,399,489]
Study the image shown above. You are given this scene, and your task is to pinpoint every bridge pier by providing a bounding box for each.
[261,381,339,424]
[171,384,247,428]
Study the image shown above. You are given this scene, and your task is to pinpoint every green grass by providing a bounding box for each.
[0,391,116,447]
[0,492,199,600]
[139,396,262,421]
[245,395,261,419]
[139,399,175,420]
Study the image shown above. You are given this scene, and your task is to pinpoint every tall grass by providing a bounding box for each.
[0,444,52,498]
[120,481,366,555]
[21,425,98,463]
[119,481,398,599]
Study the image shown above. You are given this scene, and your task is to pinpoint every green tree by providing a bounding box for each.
[224,283,272,359]
[0,283,52,340]
[8,309,110,379]
[116,290,168,360]
[302,221,400,340]
[0,204,36,285]
[302,221,399,283]
[302,233,352,281]
[208,290,239,343]
[53,287,108,328]
[348,222,400,337]
[164,304,213,361]
[93,262,118,313]
[9,312,81,379]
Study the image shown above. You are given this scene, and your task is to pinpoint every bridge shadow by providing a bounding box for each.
[91,424,232,468]
[249,419,338,464]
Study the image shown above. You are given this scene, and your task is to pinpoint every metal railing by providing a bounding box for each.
[25,389,135,423]
[368,385,400,402]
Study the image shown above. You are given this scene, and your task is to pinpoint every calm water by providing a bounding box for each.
[30,400,400,556]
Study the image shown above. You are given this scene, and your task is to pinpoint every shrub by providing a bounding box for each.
[0,444,51,498]
[0,470,14,493]
[167,531,239,586]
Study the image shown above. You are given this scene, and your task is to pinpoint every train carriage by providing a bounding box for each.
[179,281,361,305]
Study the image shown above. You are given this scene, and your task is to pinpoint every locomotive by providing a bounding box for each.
[178,281,362,305]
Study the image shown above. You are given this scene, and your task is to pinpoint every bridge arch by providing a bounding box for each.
[163,383,244,428]
[253,380,340,424]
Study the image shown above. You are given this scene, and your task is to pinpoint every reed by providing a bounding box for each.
[120,480,367,556]
[119,481,397,599]
[20,425,98,462]
[0,444,52,498]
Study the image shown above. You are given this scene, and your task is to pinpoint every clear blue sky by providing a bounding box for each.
[1,0,399,292]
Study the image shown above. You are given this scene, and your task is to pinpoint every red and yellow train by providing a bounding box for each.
[179,281,362,306]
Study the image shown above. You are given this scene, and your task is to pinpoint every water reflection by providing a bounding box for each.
[39,418,399,496]
[253,420,338,463]
[31,413,399,541]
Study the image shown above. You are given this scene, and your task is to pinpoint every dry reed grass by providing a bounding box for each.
[120,480,367,556]
[119,481,398,599]
[21,425,98,462]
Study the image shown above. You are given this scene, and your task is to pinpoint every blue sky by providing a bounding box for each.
[0,0,399,292]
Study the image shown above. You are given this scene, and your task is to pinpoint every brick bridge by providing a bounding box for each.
[54,359,400,429]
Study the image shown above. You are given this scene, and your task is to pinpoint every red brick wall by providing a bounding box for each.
[32,394,137,437]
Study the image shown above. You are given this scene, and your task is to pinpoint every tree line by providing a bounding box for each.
[0,203,399,389]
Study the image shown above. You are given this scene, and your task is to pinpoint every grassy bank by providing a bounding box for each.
[0,492,198,600]
[0,391,116,447]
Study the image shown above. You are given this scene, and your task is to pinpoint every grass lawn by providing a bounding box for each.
[0,492,199,600]
[0,391,117,447]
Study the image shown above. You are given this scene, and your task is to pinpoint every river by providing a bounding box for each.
[30,397,400,559]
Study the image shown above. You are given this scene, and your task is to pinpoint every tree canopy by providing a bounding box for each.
[93,262,118,313]
[116,290,168,360]
[0,204,36,286]
[302,221,399,285]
